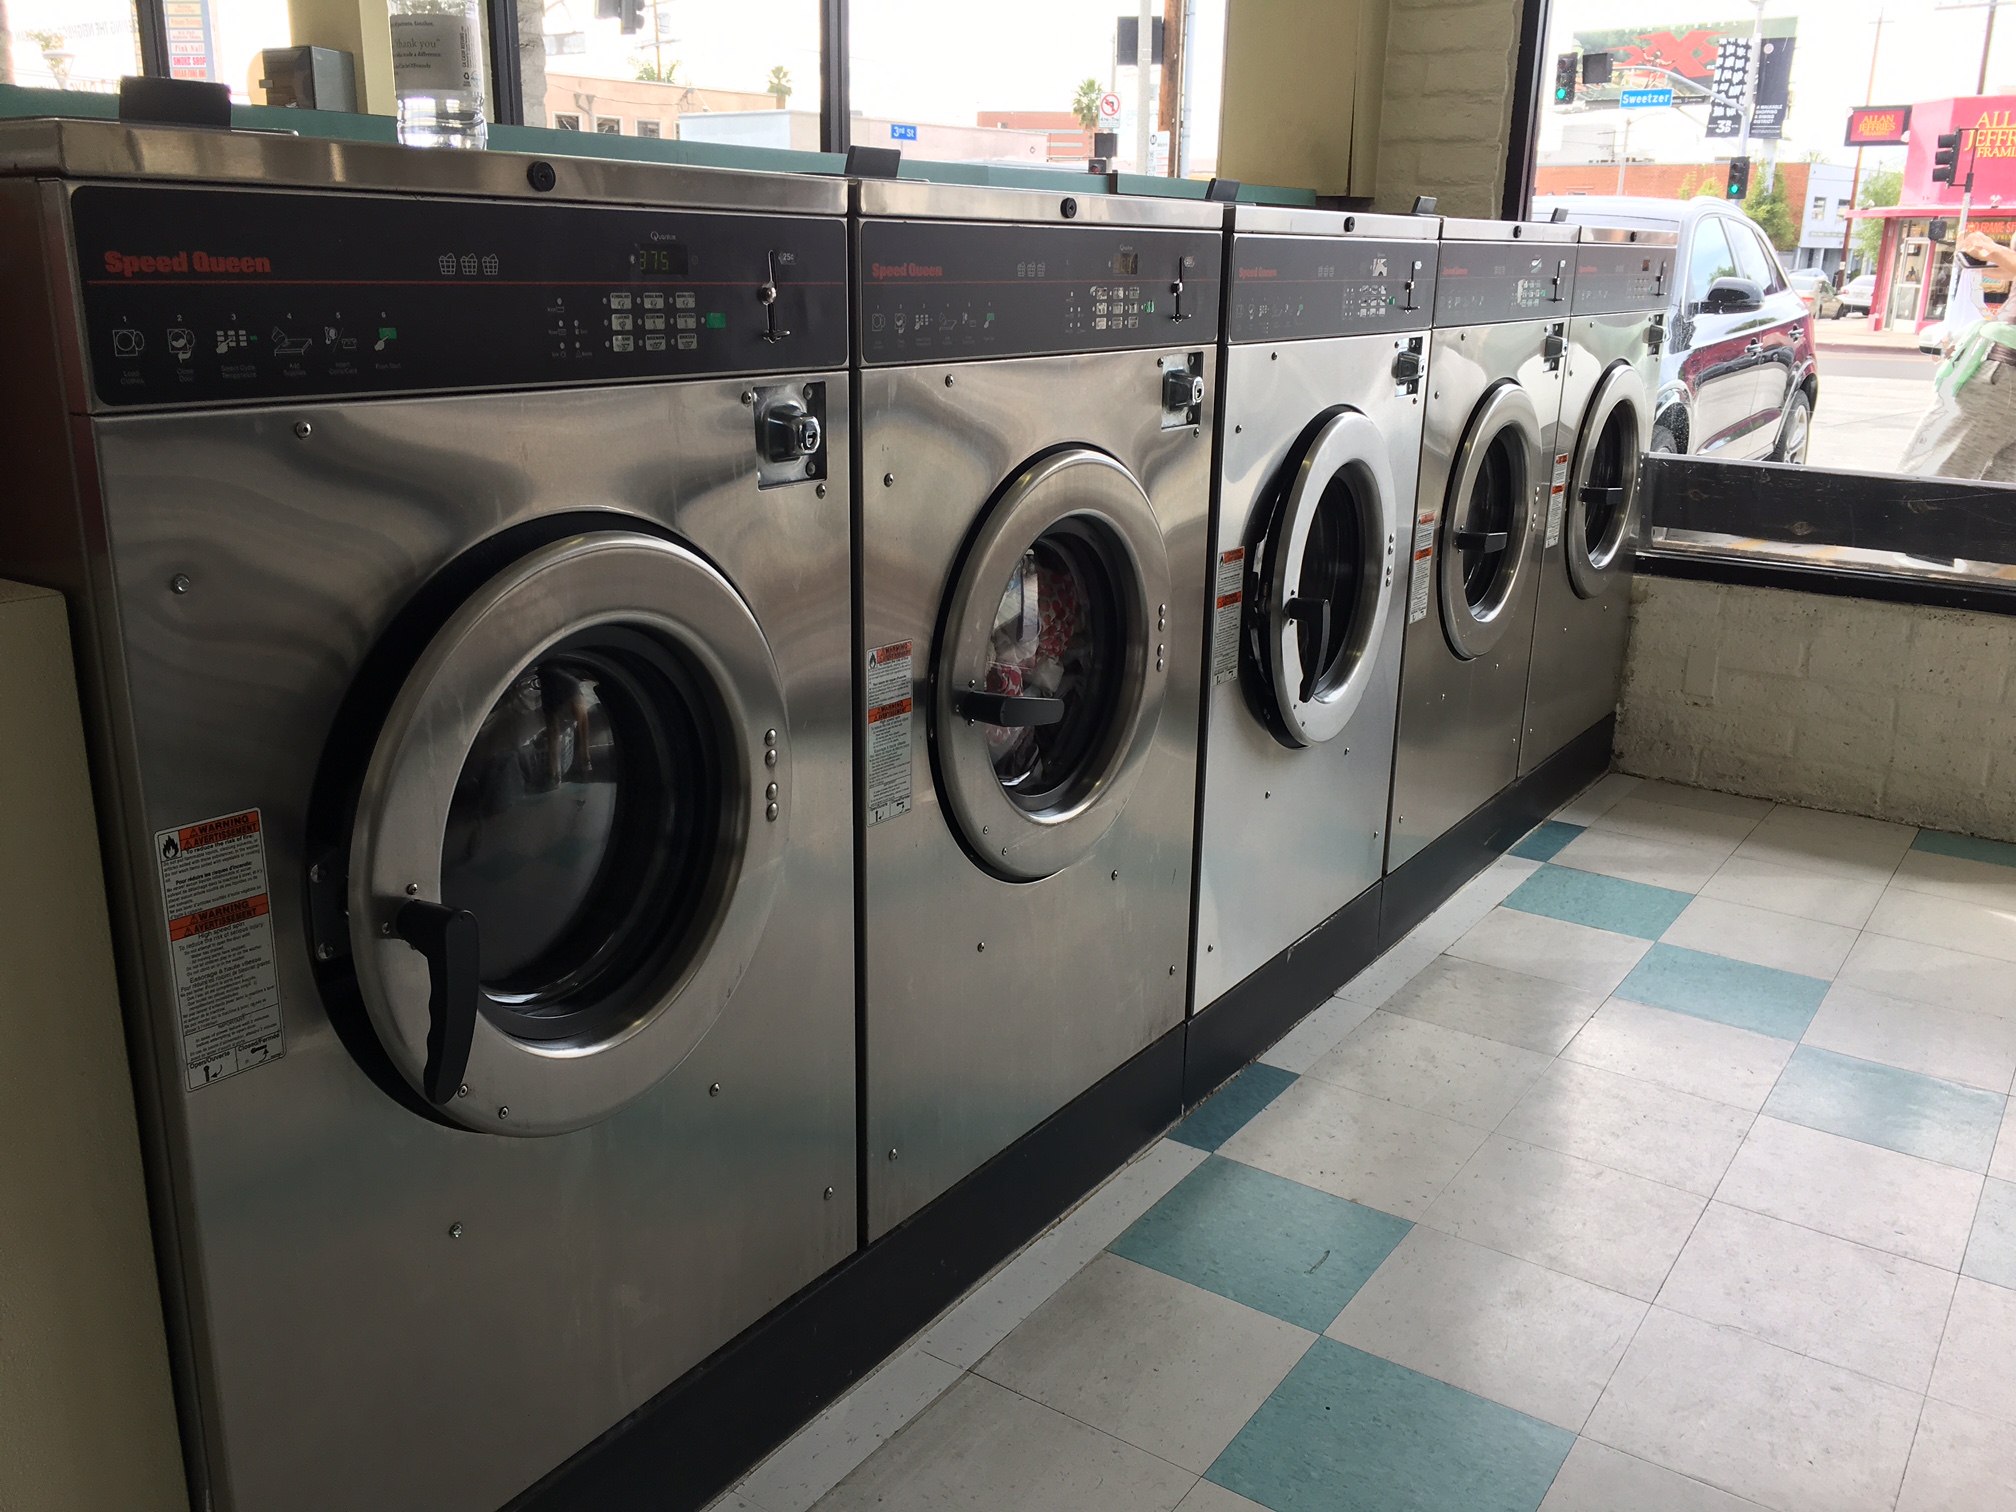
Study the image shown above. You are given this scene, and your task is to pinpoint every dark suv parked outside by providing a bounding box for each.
[1532,195,1819,464]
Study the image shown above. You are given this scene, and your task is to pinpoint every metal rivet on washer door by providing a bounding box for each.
[766,782,778,800]
[458,1084,469,1098]
[765,748,779,767]
[449,1222,463,1239]
[945,373,955,387]
[169,573,191,594]
[1110,870,1119,881]
[741,389,756,405]
[766,802,780,821]
[883,472,896,487]
[406,882,419,896]
[380,922,392,936]
[293,420,312,439]
[816,483,828,498]
[976,941,985,952]
[497,1106,509,1119]
[709,1082,722,1097]
[888,1147,900,1161]
[315,943,334,960]
[824,1186,835,1199]
[764,728,778,745]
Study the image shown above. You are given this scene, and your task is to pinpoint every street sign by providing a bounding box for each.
[1097,92,1122,121]
[1619,88,1674,109]
[1846,105,1911,147]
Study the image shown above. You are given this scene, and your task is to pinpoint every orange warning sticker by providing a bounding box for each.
[1211,548,1246,686]
[865,641,915,825]
[155,808,283,1090]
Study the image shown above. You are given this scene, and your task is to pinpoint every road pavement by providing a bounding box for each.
[1811,347,1938,475]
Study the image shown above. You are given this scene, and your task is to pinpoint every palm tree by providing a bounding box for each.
[1070,76,1101,131]
[768,65,792,105]
[0,1,15,86]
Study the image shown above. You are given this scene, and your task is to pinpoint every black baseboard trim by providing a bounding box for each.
[1379,716,1615,951]
[1182,881,1383,1109]
[506,1020,1186,1512]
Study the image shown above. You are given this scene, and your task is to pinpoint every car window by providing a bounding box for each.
[1686,218,1738,305]
[1731,223,1786,292]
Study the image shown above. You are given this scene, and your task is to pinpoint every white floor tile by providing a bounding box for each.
[1332,931,1447,1008]
[737,1349,966,1512]
[1896,1398,2016,1511]
[1996,1105,2016,1183]
[1583,1307,1921,1512]
[809,1375,1195,1512]
[917,1140,1207,1371]
[1803,983,2016,1094]
[1715,1116,1984,1271]
[1304,1012,1552,1131]
[1836,931,2016,1020]
[1626,780,1776,821]
[1421,1134,1705,1300]
[1890,847,2016,913]
[1561,999,1793,1113]
[1965,1177,2016,1290]
[1661,894,1858,979]
[1172,1482,1270,1512]
[1217,1073,1486,1222]
[975,1253,1312,1475]
[1929,1275,2016,1425]
[1329,1226,1645,1432]
[1538,1438,1767,1512]
[1256,994,1378,1075]
[1446,908,1651,996]
[1589,795,1757,856]
[1697,854,1887,929]
[1550,827,1727,893]
[1380,956,1603,1056]
[1736,804,1917,877]
[1655,1201,1958,1392]
[1868,886,2016,967]
[1498,1058,1754,1196]
[1551,770,1641,826]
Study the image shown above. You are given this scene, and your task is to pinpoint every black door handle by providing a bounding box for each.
[1284,595,1332,700]
[1580,484,1627,512]
[951,690,1067,727]
[1453,529,1510,553]
[395,900,479,1105]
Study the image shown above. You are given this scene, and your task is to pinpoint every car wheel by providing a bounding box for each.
[1650,424,1682,454]
[1771,388,1812,465]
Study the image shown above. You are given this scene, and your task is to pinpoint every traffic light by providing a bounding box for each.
[1555,54,1577,105]
[1582,51,1613,86]
[1933,132,1963,186]
[1726,157,1750,200]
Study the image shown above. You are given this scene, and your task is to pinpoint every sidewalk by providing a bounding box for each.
[1812,316,1927,352]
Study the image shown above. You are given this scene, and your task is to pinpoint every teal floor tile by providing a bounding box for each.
[1171,1063,1299,1152]
[1965,1177,2016,1288]
[1502,863,1692,941]
[1510,821,1584,863]
[1109,1156,1409,1332]
[1765,1045,2006,1172]
[1615,943,1830,1039]
[1206,1338,1573,1512]
[1913,829,2016,870]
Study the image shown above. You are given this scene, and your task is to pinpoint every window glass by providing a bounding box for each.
[2,0,141,94]
[848,0,1222,177]
[1686,218,1737,305]
[1731,220,1782,291]
[517,0,820,137]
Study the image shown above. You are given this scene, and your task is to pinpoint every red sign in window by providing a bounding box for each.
[1847,106,1912,146]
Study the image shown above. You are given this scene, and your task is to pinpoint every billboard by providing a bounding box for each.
[1846,106,1912,147]
[1569,19,1798,138]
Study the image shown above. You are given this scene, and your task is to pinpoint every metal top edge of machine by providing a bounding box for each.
[0,117,848,214]
[851,176,1224,229]
[1437,215,1579,244]
[1573,224,1679,247]
[1228,203,1440,240]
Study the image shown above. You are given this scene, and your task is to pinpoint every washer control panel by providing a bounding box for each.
[1434,241,1575,326]
[856,219,1222,365]
[70,184,848,408]
[1570,242,1674,316]
[1226,235,1438,342]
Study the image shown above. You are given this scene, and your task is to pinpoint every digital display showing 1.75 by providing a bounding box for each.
[632,244,691,278]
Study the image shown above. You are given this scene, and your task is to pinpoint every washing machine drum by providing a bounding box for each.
[1564,361,1649,600]
[1439,380,1544,660]
[338,530,787,1137]
[933,447,1172,883]
[1241,408,1399,749]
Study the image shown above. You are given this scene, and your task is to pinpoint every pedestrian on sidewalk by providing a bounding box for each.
[1900,230,2016,480]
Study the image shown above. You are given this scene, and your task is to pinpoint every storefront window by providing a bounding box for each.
[518,0,818,139]
[2,0,141,93]
[847,0,1221,176]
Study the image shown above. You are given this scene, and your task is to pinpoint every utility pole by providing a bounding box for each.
[1134,0,1153,174]
[1936,0,2003,93]
[1840,9,1886,280]
[1158,0,1184,176]
[1738,0,1766,187]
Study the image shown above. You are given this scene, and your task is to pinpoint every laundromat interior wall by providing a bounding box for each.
[1615,575,2016,844]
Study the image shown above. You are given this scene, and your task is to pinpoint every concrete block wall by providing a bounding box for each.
[1617,574,2016,842]
[1374,0,1524,217]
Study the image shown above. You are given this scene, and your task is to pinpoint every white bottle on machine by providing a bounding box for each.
[388,0,488,149]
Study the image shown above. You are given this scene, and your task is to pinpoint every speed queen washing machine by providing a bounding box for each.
[1519,225,1674,773]
[1386,217,1577,884]
[0,121,854,1512]
[854,181,1221,1238]
[1189,206,1437,1085]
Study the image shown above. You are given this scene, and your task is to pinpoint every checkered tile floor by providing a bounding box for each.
[716,774,2016,1512]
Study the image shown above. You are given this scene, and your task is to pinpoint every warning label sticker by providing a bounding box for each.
[1210,547,1245,686]
[1407,512,1436,624]
[155,809,283,1090]
[1545,451,1570,548]
[865,641,915,826]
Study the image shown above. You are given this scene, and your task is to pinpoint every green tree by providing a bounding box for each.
[635,58,680,83]
[1742,170,1797,251]
[1675,168,1699,200]
[1854,164,1902,263]
[1070,76,1102,131]
[767,65,792,103]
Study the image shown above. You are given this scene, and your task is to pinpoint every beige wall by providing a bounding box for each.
[1374,0,1525,216]
[1617,574,2016,842]
[0,583,186,1512]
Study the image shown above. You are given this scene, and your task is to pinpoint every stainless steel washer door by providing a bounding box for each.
[1438,380,1543,661]
[1564,361,1648,600]
[934,447,1172,882]
[1247,408,1399,748]
[348,531,788,1136]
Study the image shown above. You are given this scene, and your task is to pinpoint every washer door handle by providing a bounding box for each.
[1282,595,1332,701]
[951,690,1066,727]
[1452,529,1510,554]
[395,900,480,1105]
